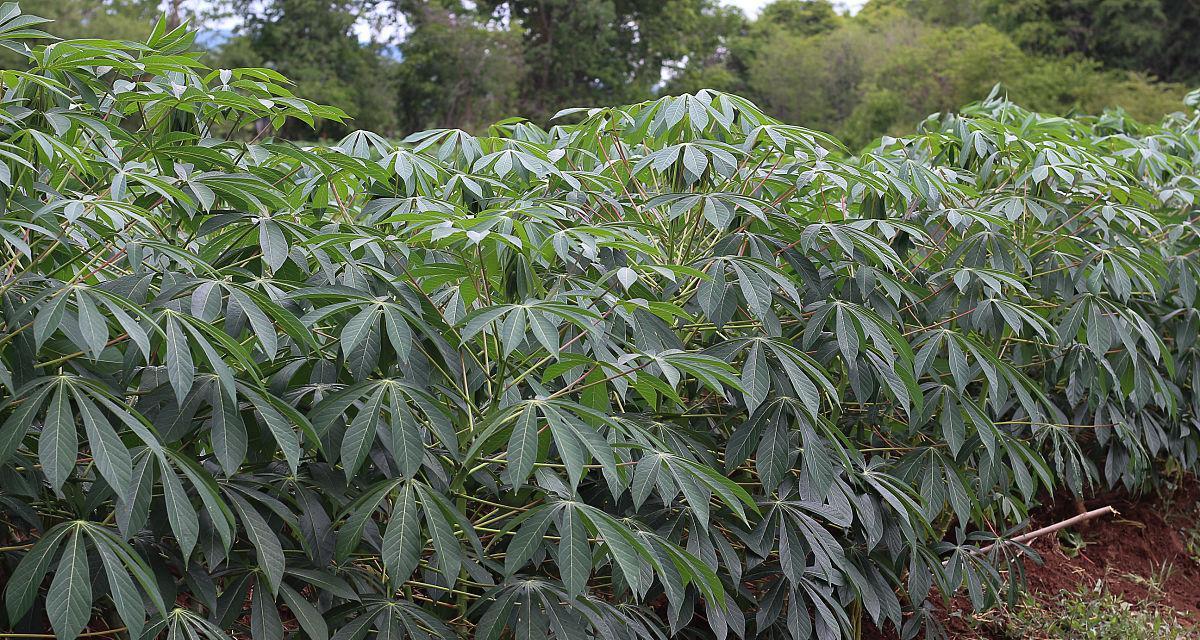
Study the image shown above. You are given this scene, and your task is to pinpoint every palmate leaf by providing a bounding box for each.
[0,373,162,505]
[163,314,195,404]
[143,607,233,640]
[38,382,77,494]
[226,490,286,595]
[459,301,599,358]
[335,478,478,590]
[72,385,133,494]
[508,500,727,607]
[381,481,422,584]
[209,383,247,476]
[556,503,590,597]
[45,528,89,640]
[461,398,623,492]
[5,522,161,640]
[471,578,665,640]
[330,598,454,640]
[314,379,453,481]
[5,523,70,624]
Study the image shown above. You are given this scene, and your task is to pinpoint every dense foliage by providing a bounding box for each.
[3,6,1200,640]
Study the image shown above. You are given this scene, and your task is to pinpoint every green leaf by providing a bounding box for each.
[382,306,413,361]
[341,388,384,481]
[39,383,77,494]
[504,505,554,575]
[84,523,166,617]
[209,386,247,476]
[756,417,791,490]
[578,506,653,596]
[278,583,328,640]
[504,404,539,489]
[387,391,422,479]
[170,451,237,551]
[631,454,660,509]
[416,484,462,588]
[528,311,560,356]
[250,577,284,640]
[117,452,155,538]
[557,504,590,597]
[243,387,302,473]
[74,290,108,359]
[160,459,200,561]
[88,528,147,638]
[164,315,195,405]
[329,607,380,640]
[340,307,379,358]
[46,528,91,640]
[381,482,422,584]
[499,306,526,356]
[741,341,769,414]
[230,289,279,359]
[0,383,52,466]
[73,389,132,494]
[228,491,285,596]
[33,293,67,348]
[5,523,71,622]
[259,220,289,272]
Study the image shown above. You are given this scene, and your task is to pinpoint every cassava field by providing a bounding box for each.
[1,4,1199,639]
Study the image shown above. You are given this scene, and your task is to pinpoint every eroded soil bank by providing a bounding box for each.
[866,476,1200,638]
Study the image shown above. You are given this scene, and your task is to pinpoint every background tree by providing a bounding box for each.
[474,0,718,119]
[986,0,1167,77]
[655,3,749,95]
[886,0,1200,84]
[755,0,840,35]
[676,0,1189,147]
[215,0,396,137]
[1157,0,1200,83]
[393,3,524,132]
[13,0,162,39]
[0,0,163,67]
[20,0,1197,142]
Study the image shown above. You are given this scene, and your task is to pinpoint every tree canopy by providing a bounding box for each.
[19,0,1169,142]
[671,0,1191,147]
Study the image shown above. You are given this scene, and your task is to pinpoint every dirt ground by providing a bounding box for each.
[862,477,1200,638]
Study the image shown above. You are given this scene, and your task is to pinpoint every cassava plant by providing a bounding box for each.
[1,4,1200,639]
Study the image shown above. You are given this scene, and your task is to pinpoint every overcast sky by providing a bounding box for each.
[726,0,867,16]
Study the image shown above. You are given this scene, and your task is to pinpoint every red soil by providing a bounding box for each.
[864,477,1200,638]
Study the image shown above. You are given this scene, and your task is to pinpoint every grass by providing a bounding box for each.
[999,582,1191,639]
